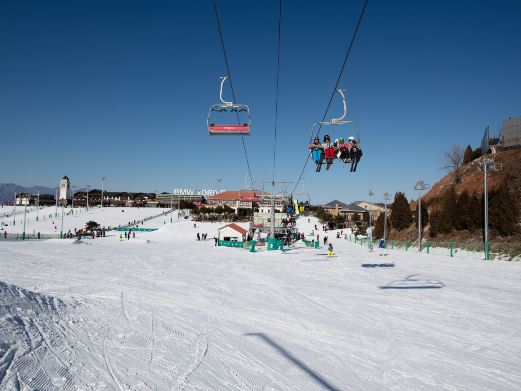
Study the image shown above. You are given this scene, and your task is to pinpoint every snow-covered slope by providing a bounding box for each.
[1,207,174,235]
[1,217,520,390]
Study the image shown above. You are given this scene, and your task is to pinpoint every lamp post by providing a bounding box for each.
[55,190,58,218]
[12,192,16,225]
[479,158,503,260]
[36,192,40,222]
[368,190,374,227]
[60,199,65,239]
[170,190,174,223]
[86,185,91,209]
[383,192,392,246]
[22,200,27,240]
[414,180,431,252]
[71,185,77,209]
[101,177,106,208]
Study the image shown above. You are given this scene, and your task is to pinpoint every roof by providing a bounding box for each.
[343,203,367,212]
[323,200,366,212]
[218,223,248,235]
[208,190,268,201]
[323,200,349,209]
[353,200,386,209]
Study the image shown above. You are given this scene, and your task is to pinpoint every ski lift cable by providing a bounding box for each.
[291,0,369,195]
[271,0,283,187]
[212,0,255,189]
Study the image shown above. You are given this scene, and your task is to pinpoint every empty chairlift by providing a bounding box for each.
[207,76,251,136]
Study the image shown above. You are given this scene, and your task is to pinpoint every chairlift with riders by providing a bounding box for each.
[207,76,251,136]
[309,88,362,172]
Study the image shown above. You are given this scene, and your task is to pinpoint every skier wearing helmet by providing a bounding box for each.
[323,135,335,169]
[309,136,324,167]
[348,136,362,172]
[336,137,352,163]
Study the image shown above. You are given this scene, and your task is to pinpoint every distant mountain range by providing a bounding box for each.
[0,183,58,204]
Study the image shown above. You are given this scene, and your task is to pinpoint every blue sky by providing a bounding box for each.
[1,0,520,203]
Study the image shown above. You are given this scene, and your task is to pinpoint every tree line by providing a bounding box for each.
[373,183,519,239]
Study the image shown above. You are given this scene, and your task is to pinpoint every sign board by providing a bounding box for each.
[480,125,489,155]
[173,189,225,197]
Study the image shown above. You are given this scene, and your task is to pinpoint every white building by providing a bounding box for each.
[59,176,71,201]
[217,223,248,242]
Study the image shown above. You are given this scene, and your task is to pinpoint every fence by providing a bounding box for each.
[345,235,521,261]
[0,233,61,241]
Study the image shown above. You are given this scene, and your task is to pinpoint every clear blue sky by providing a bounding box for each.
[1,0,520,203]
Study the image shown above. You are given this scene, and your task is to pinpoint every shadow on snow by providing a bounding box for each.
[244,332,341,391]
[379,274,445,289]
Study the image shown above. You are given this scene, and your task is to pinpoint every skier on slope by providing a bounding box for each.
[328,243,334,258]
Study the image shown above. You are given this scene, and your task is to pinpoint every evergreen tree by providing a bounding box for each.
[471,148,482,160]
[455,190,473,230]
[439,186,458,234]
[390,192,412,230]
[414,202,429,231]
[468,193,483,230]
[429,211,440,237]
[374,212,390,239]
[463,145,473,164]
[489,183,520,236]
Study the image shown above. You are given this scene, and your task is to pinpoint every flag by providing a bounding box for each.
[480,125,489,155]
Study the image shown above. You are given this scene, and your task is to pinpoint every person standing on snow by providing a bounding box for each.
[328,243,334,258]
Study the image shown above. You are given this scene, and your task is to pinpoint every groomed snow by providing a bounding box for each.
[1,216,520,390]
[1,206,175,235]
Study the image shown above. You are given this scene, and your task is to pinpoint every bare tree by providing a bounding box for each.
[442,146,464,183]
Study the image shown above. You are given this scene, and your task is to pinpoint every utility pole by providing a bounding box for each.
[55,190,58,218]
[12,192,17,225]
[478,158,502,260]
[414,180,431,252]
[383,192,392,246]
[71,185,77,209]
[101,177,106,208]
[60,199,65,239]
[260,180,292,239]
[368,190,374,227]
[86,185,91,209]
[170,190,174,223]
[22,201,27,240]
[36,192,40,222]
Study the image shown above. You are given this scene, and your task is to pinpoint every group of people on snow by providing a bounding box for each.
[309,134,362,172]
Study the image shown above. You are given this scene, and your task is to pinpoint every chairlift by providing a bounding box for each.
[308,88,362,172]
[207,76,251,136]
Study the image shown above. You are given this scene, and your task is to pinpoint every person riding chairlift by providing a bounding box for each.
[323,134,335,164]
[335,137,352,163]
[309,136,324,164]
[348,136,362,172]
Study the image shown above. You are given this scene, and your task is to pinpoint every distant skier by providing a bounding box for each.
[197,232,200,241]
[327,243,334,258]
[323,236,327,245]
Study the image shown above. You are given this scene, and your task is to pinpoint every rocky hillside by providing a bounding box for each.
[422,148,521,208]
[389,148,521,242]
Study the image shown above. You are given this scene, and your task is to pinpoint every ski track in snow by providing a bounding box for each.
[1,216,521,390]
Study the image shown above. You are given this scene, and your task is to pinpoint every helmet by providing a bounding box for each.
[339,137,344,142]
[348,136,355,141]
[314,137,319,142]
[324,134,330,140]
[334,138,339,143]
